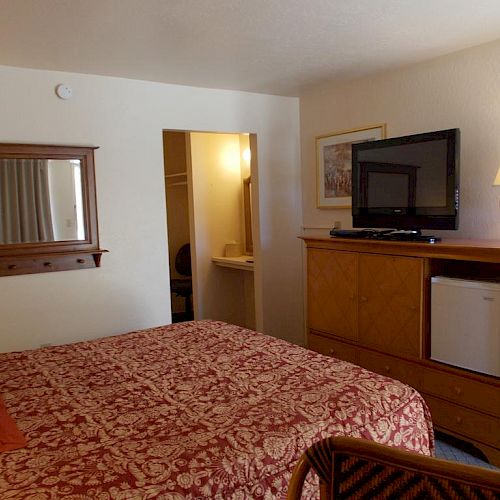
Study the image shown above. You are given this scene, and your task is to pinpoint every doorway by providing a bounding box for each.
[163,131,192,322]
[163,130,257,328]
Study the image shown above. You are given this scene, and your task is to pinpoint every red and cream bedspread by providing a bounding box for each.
[0,320,434,499]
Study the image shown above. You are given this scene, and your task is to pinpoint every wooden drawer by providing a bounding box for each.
[358,350,421,390]
[308,332,358,364]
[422,368,500,417]
[424,395,500,449]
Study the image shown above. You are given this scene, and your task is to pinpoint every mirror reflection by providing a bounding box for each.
[0,158,85,244]
[243,176,253,255]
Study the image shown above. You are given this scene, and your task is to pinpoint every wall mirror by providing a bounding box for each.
[243,176,253,255]
[0,143,106,276]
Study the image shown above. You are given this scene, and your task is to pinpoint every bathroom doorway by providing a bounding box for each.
[163,130,257,328]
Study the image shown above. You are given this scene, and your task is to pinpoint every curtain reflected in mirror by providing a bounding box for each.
[0,159,85,244]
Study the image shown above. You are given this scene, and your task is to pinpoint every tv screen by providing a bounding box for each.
[352,129,459,231]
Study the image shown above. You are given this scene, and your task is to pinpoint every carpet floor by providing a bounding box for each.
[435,432,498,470]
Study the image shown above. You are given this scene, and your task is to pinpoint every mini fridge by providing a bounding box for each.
[431,276,500,377]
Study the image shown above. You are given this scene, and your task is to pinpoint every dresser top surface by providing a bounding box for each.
[301,236,500,263]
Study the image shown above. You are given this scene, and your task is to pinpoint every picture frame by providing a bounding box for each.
[316,124,386,208]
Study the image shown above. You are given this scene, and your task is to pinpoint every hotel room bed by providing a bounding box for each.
[0,320,434,499]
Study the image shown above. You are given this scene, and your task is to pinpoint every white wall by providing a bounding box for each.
[0,65,303,351]
[301,39,500,240]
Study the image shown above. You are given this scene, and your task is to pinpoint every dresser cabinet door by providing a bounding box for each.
[307,249,358,340]
[358,254,423,358]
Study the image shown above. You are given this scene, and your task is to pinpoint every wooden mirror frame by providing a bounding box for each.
[0,143,106,277]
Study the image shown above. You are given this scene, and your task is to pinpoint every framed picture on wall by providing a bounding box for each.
[316,124,386,208]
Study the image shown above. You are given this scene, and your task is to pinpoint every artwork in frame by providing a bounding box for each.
[316,124,386,208]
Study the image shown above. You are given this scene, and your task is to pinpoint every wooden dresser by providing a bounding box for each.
[303,237,500,465]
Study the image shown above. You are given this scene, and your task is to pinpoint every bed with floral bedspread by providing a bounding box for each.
[0,320,434,499]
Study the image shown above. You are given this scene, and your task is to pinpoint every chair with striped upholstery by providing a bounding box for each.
[287,436,500,500]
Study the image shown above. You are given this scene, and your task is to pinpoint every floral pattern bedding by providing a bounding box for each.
[0,320,434,499]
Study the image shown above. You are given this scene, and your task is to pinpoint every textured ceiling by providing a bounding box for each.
[1,0,500,96]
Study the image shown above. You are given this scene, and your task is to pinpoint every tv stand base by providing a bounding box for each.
[302,236,500,466]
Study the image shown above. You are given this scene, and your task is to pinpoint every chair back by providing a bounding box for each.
[287,436,500,499]
[175,243,191,277]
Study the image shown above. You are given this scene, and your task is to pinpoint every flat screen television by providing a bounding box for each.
[351,128,460,233]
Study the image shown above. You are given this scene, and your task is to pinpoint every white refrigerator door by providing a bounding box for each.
[431,277,500,377]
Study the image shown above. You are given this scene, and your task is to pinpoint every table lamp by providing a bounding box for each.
[494,166,500,186]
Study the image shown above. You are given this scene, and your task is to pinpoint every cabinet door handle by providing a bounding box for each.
[43,262,52,267]
[456,416,463,424]
[8,264,17,270]
[360,296,368,302]
[453,386,462,396]
[384,365,391,373]
[329,348,335,356]
[77,259,85,264]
